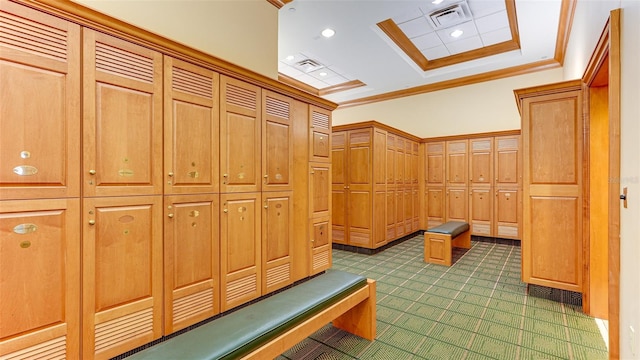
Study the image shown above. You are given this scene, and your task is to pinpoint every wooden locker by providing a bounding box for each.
[426,187,445,228]
[82,195,163,359]
[395,190,404,237]
[446,187,468,222]
[425,142,445,186]
[220,192,261,311]
[412,187,420,231]
[311,163,331,220]
[404,140,412,185]
[0,1,80,200]
[404,188,412,233]
[310,218,331,275]
[495,135,521,187]
[373,189,387,247]
[495,188,521,239]
[346,130,372,247]
[262,191,294,294]
[262,91,294,191]
[220,76,261,193]
[373,129,387,186]
[163,194,219,334]
[309,106,331,163]
[469,138,493,186]
[518,83,583,292]
[386,190,396,241]
[412,142,420,185]
[469,188,493,236]
[395,138,405,186]
[386,134,396,185]
[82,29,163,198]
[0,198,80,359]
[330,132,347,244]
[446,140,468,187]
[163,57,219,195]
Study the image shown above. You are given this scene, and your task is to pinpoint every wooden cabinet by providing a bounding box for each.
[220,192,261,311]
[163,57,219,195]
[0,199,80,359]
[0,1,80,201]
[332,122,421,249]
[83,29,163,198]
[220,76,261,193]
[424,134,521,238]
[82,195,163,359]
[516,81,583,292]
[1,2,335,358]
[163,194,219,334]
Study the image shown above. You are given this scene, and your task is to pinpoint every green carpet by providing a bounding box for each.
[278,235,608,360]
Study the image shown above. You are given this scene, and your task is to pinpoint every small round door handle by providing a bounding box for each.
[223,209,228,213]
[168,172,174,177]
[168,214,174,218]
[88,220,95,225]
[89,170,96,175]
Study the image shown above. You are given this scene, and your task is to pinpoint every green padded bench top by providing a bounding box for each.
[426,221,470,238]
[127,269,367,360]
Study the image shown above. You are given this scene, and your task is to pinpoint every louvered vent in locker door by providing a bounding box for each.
[172,67,213,98]
[0,10,67,61]
[265,96,290,119]
[312,111,329,130]
[226,83,257,110]
[95,42,153,83]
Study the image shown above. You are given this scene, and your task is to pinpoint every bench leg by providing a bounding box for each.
[424,232,453,266]
[332,279,377,340]
[452,229,471,249]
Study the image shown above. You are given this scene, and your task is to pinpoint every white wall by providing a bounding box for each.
[332,68,563,138]
[72,0,279,79]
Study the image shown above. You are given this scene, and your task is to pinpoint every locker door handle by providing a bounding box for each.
[168,172,174,177]
[88,220,95,225]
[89,170,96,175]
[223,209,228,213]
[168,213,174,218]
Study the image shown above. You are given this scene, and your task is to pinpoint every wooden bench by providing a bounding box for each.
[424,221,471,266]
[126,269,376,360]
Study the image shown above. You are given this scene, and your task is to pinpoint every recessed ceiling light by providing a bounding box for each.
[285,55,295,61]
[319,72,328,77]
[321,28,336,38]
[450,29,464,38]
[432,0,444,4]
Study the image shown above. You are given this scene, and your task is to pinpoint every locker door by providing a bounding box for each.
[83,29,163,197]
[469,188,493,236]
[495,188,521,239]
[83,195,163,359]
[310,219,331,275]
[164,194,219,334]
[164,57,219,195]
[309,106,331,163]
[263,91,293,191]
[386,190,396,241]
[469,138,493,186]
[426,187,445,228]
[0,199,80,359]
[446,187,468,222]
[425,142,445,186]
[0,2,80,200]
[220,192,261,311]
[220,76,261,193]
[262,192,294,294]
[446,140,468,187]
[331,132,347,244]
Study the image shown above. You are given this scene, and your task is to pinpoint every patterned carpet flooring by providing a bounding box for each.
[277,235,608,360]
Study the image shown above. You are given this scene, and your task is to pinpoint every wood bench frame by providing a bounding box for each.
[242,279,376,359]
[424,224,471,266]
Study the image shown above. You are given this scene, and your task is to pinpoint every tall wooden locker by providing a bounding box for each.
[220,76,261,193]
[469,138,493,235]
[220,192,262,311]
[163,194,219,334]
[372,128,387,248]
[262,91,294,192]
[446,140,468,187]
[163,57,219,195]
[386,189,396,241]
[262,191,294,293]
[346,130,373,247]
[310,162,332,275]
[309,106,331,163]
[494,135,522,239]
[0,1,80,201]
[82,195,163,359]
[82,29,163,198]
[0,199,80,359]
[385,134,397,241]
[330,132,347,245]
[425,142,445,187]
[517,81,583,292]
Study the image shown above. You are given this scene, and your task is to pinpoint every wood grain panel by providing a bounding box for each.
[164,56,219,195]
[469,138,493,186]
[373,190,386,247]
[309,106,331,162]
[263,91,293,191]
[0,1,80,200]
[262,192,293,293]
[310,218,331,275]
[446,187,467,222]
[0,198,79,359]
[470,188,492,236]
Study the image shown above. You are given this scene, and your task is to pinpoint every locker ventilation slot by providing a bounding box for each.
[497,138,518,150]
[172,67,212,98]
[312,251,329,270]
[427,143,443,153]
[448,142,466,152]
[1,335,67,360]
[95,42,154,83]
[226,83,257,110]
[226,274,256,303]
[350,132,370,144]
[472,141,491,151]
[497,225,518,237]
[172,288,213,324]
[94,308,153,351]
[266,96,290,119]
[266,263,290,288]
[0,11,67,62]
[312,111,329,130]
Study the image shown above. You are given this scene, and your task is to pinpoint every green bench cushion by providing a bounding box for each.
[427,221,469,238]
[127,269,367,360]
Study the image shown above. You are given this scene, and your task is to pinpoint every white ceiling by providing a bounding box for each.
[277,0,563,105]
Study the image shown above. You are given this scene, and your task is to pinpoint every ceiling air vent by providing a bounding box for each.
[295,58,324,73]
[426,1,472,30]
